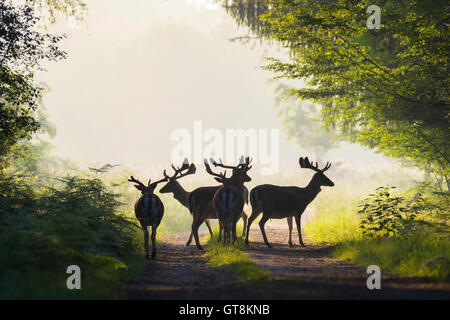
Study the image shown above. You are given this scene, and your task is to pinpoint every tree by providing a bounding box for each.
[0,3,67,168]
[253,0,449,188]
[6,0,88,24]
[219,0,271,39]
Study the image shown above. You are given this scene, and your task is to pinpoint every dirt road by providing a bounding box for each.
[125,225,450,299]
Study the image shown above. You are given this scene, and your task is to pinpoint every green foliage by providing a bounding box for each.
[333,230,450,281]
[358,186,413,236]
[358,185,449,237]
[0,175,145,298]
[0,3,66,166]
[304,183,450,280]
[27,0,88,24]
[220,0,271,39]
[224,0,449,185]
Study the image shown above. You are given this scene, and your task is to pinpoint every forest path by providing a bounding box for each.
[245,223,450,299]
[125,224,450,299]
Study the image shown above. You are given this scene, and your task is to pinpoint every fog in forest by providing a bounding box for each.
[36,0,417,180]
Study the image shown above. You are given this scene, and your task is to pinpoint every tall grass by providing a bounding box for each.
[304,187,363,243]
[333,230,450,280]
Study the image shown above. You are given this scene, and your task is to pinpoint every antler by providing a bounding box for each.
[150,171,169,186]
[168,159,197,179]
[210,158,236,169]
[299,157,331,173]
[128,176,146,188]
[169,159,196,180]
[210,156,252,171]
[238,156,252,170]
[204,159,227,180]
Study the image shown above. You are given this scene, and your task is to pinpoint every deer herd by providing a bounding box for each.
[128,156,334,259]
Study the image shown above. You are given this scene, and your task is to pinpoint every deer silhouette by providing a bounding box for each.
[128,173,168,259]
[204,157,252,245]
[245,157,334,248]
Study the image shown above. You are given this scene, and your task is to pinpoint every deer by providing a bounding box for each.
[245,157,334,248]
[204,156,252,245]
[128,173,169,259]
[158,159,216,246]
[186,177,250,250]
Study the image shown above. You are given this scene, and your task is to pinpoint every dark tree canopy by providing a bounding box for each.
[0,3,66,166]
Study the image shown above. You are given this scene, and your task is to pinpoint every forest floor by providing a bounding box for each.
[125,224,450,299]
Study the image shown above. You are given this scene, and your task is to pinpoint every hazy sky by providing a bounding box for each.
[36,0,405,177]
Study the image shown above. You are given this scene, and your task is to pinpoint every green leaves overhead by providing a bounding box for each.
[0,3,66,166]
[221,0,449,187]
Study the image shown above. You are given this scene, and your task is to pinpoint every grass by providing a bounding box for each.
[204,225,269,281]
[304,184,450,281]
[304,187,363,243]
[333,230,450,280]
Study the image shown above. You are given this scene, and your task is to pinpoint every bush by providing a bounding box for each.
[0,175,145,299]
[304,183,450,281]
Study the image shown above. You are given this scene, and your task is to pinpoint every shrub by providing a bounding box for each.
[0,175,145,298]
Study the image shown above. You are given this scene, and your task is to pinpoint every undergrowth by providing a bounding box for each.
[0,175,146,299]
[304,183,450,281]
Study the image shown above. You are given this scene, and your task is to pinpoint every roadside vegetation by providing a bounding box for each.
[305,183,450,281]
[0,163,214,299]
[0,174,146,299]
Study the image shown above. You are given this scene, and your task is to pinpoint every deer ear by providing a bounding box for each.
[214,177,224,183]
[133,184,143,191]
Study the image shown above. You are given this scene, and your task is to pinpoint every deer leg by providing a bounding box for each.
[232,220,237,245]
[142,226,149,259]
[186,230,193,247]
[259,214,272,248]
[287,216,293,247]
[223,218,230,245]
[227,219,233,245]
[192,217,205,250]
[240,211,247,238]
[245,209,262,245]
[150,225,157,259]
[294,214,306,247]
[222,218,228,245]
[205,219,214,237]
[218,220,223,243]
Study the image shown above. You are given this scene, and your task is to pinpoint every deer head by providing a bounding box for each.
[128,173,169,195]
[204,156,252,186]
[160,159,196,193]
[299,157,334,187]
